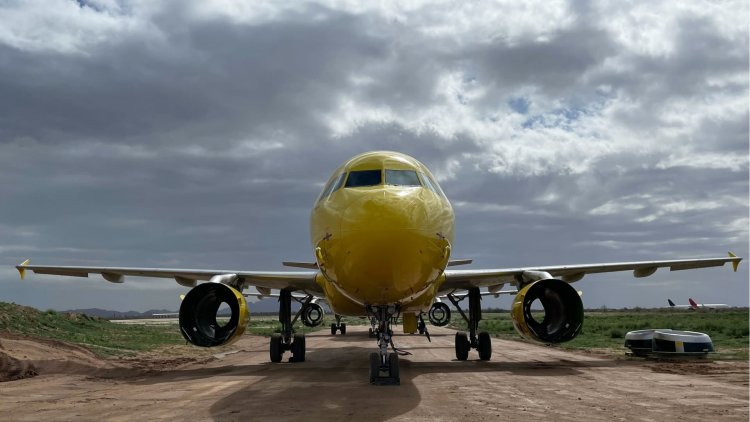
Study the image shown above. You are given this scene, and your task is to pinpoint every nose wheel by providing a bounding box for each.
[368,305,401,385]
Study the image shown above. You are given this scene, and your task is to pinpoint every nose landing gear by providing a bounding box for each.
[368,305,401,385]
[368,316,378,338]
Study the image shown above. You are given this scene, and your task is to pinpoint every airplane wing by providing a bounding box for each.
[15,261,322,295]
[438,290,518,300]
[244,290,327,304]
[440,254,741,293]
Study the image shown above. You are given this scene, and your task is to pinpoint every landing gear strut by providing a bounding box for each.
[368,316,378,338]
[417,314,431,342]
[447,288,491,361]
[330,314,347,335]
[269,289,306,363]
[368,305,401,385]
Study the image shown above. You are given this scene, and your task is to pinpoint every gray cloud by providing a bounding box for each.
[0,0,746,312]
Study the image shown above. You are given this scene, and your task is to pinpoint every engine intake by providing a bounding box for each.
[428,302,451,326]
[301,303,324,327]
[179,282,249,347]
[511,279,583,343]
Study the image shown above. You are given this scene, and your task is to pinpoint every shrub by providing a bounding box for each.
[610,329,624,339]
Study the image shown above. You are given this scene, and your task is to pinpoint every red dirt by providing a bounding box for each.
[0,327,747,421]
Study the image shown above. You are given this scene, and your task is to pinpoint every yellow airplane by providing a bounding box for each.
[15,151,742,385]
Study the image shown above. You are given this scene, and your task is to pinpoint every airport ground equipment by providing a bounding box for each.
[625,329,714,356]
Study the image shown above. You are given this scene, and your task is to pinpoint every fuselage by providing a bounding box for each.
[310,151,454,316]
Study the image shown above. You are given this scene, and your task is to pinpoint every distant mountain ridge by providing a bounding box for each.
[63,308,176,319]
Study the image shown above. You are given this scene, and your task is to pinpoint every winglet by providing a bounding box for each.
[729,252,741,272]
[16,259,29,280]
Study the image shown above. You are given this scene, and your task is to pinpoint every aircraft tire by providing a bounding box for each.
[455,332,470,361]
[291,333,306,363]
[478,331,492,361]
[270,333,283,363]
[340,323,347,335]
[388,352,400,383]
[330,323,337,335]
[369,352,380,383]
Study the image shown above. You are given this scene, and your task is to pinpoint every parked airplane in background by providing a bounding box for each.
[668,298,730,310]
[15,151,743,385]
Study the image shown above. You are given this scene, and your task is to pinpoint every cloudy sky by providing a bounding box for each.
[0,0,747,312]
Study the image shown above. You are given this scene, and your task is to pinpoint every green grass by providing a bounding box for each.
[0,303,324,357]
[245,316,323,336]
[449,309,749,360]
[3,301,745,360]
[0,302,185,357]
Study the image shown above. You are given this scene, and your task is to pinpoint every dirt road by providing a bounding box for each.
[0,326,747,421]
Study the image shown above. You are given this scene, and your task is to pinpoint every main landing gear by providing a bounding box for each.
[447,287,492,361]
[269,289,306,363]
[330,314,347,335]
[368,305,401,385]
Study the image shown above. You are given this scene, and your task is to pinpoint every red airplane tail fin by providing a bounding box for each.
[688,298,699,309]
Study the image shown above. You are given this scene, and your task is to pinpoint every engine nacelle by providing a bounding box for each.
[511,279,583,343]
[179,282,249,347]
[428,302,451,326]
[301,303,324,327]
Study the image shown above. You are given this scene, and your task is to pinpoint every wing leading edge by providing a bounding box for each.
[15,262,322,295]
[15,253,743,299]
[440,253,742,293]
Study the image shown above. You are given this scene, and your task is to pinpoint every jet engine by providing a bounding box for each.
[428,302,451,326]
[179,282,249,347]
[301,302,324,327]
[511,278,583,343]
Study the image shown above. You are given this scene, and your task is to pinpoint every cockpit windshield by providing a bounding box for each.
[385,169,421,186]
[345,170,382,187]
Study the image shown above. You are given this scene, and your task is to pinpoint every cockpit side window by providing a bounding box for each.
[420,172,446,198]
[385,169,421,186]
[330,172,346,193]
[317,172,344,203]
[345,170,382,187]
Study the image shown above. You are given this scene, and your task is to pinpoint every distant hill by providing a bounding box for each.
[61,297,282,318]
[63,308,176,319]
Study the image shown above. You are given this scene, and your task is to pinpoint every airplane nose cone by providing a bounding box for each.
[328,188,448,305]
